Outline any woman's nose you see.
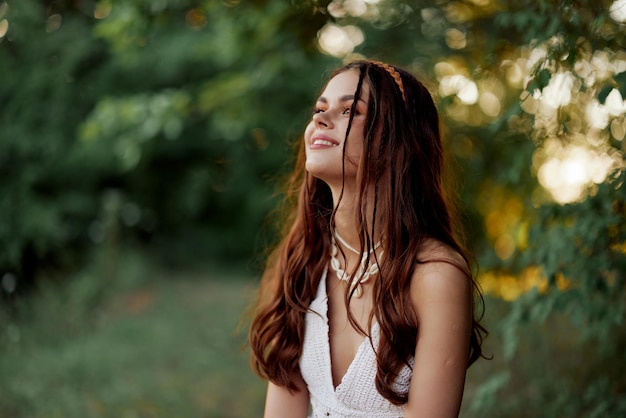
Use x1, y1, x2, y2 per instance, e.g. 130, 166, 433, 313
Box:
313, 111, 333, 128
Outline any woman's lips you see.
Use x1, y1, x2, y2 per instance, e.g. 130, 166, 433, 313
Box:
310, 135, 339, 148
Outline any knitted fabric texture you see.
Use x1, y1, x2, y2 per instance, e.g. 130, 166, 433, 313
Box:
300, 269, 413, 418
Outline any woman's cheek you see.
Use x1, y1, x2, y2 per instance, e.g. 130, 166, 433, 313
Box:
304, 121, 315, 143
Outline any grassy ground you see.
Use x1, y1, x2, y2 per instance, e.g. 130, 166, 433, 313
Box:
0, 253, 267, 418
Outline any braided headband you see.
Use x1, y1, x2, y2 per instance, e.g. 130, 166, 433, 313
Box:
370, 61, 407, 104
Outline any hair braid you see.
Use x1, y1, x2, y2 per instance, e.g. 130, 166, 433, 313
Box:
370, 60, 407, 104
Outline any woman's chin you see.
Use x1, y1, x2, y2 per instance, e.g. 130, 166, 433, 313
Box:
305, 159, 329, 176
306, 156, 359, 181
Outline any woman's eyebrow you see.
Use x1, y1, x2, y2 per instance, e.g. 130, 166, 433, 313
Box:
316, 95, 365, 103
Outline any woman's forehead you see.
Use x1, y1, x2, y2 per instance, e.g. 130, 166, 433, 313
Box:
320, 69, 370, 101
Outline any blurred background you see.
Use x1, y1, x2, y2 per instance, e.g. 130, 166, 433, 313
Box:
0, 0, 625, 416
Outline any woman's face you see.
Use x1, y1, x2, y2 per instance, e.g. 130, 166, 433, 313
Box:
304, 69, 370, 184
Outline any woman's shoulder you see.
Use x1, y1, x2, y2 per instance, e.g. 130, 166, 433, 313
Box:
409, 238, 472, 309
415, 238, 468, 270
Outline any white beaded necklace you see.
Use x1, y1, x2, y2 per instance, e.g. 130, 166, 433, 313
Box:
329, 229, 382, 298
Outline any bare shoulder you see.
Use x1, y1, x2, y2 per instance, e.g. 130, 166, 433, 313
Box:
416, 238, 468, 270
409, 239, 472, 311
404, 239, 474, 417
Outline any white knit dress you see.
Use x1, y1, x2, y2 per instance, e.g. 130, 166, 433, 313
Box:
300, 269, 413, 418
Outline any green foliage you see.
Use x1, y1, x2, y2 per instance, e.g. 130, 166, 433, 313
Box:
0, 0, 338, 287
1, 0, 108, 284
499, 170, 625, 374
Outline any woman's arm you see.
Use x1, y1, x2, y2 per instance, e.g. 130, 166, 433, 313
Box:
404, 260, 473, 418
264, 375, 310, 418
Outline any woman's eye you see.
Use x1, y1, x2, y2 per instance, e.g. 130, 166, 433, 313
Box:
342, 107, 351, 115
312, 107, 324, 115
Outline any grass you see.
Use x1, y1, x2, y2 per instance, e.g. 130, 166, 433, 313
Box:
0, 252, 266, 418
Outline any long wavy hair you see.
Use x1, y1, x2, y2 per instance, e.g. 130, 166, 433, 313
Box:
249, 60, 487, 405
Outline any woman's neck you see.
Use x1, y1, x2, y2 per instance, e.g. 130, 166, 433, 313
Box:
330, 184, 382, 251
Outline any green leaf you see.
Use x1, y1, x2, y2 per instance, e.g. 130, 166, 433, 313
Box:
615, 71, 626, 98
598, 84, 614, 104
527, 68, 552, 93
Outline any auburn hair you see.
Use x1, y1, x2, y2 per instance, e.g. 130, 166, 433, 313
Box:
249, 60, 487, 404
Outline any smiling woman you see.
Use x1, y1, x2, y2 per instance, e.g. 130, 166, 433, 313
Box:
304, 70, 370, 182
249, 60, 488, 418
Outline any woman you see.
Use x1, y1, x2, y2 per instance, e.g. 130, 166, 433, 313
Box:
249, 60, 487, 417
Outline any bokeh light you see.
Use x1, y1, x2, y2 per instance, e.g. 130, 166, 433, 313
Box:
445, 28, 467, 49
439, 74, 478, 104
434, 36, 624, 205
186, 8, 207, 30
479, 91, 501, 117
46, 14, 62, 33
478, 184, 528, 261
538, 71, 575, 109
327, 0, 381, 19
536, 143, 617, 204
610, 0, 626, 23
512, 42, 626, 203
317, 23, 364, 57
94, 2, 112, 19
0, 19, 7, 38
0, 1, 8, 39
